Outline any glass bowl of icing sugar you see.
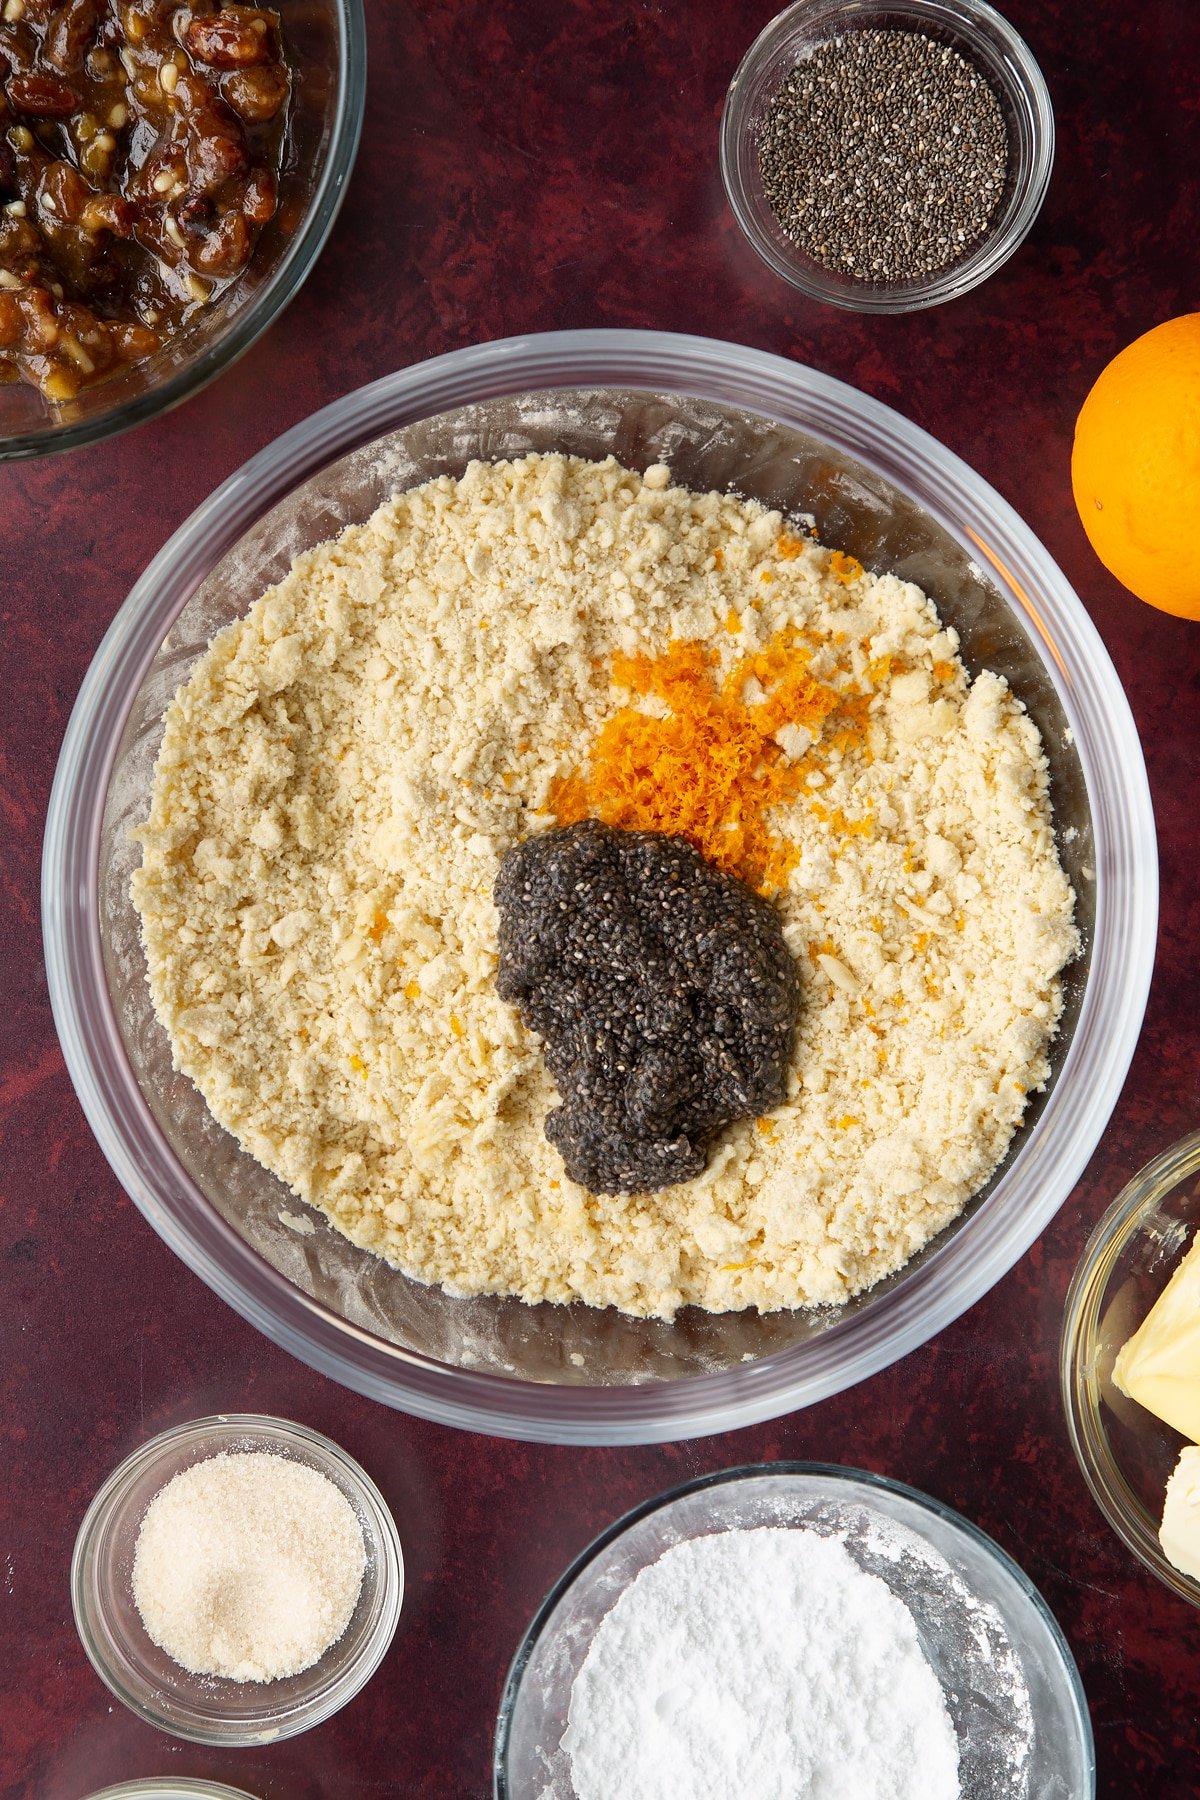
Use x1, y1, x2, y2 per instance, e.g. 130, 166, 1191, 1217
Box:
494, 1462, 1094, 1800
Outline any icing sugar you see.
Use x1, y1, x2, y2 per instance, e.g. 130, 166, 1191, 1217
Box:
562, 1526, 960, 1800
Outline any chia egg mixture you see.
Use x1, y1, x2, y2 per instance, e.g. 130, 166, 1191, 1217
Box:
131, 452, 1077, 1320
495, 820, 799, 1195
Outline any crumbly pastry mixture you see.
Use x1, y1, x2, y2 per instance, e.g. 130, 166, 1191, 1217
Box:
132, 452, 1078, 1319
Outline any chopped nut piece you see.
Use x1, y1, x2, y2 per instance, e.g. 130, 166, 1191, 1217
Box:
223, 61, 288, 123
59, 334, 96, 372
817, 953, 860, 996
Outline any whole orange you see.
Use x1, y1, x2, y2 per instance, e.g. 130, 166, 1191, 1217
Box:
1071, 313, 1200, 620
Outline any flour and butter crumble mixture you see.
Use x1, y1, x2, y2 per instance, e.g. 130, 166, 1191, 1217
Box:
131, 453, 1079, 1320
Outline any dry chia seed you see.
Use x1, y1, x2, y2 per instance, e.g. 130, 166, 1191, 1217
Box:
494, 819, 799, 1195
757, 29, 1009, 283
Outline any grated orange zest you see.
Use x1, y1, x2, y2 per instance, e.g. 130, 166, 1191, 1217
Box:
829, 550, 863, 585
551, 631, 869, 892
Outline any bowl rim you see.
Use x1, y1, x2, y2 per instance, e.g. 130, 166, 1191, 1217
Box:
719, 0, 1056, 313
84, 1785, 261, 1800
70, 1412, 404, 1745
0, 0, 368, 464
42, 327, 1158, 1445
1060, 1130, 1200, 1608
491, 1459, 1096, 1798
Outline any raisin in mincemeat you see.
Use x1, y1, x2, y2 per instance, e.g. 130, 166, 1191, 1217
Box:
494, 819, 799, 1195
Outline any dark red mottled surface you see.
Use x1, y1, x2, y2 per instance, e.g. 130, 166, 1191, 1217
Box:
2, 2, 1199, 1795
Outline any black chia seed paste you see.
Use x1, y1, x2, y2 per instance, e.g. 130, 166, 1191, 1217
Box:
494, 819, 800, 1195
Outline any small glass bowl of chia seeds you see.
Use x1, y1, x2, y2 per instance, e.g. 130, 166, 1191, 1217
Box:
720, 0, 1054, 312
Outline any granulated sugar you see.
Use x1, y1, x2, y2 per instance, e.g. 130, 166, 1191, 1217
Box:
563, 1527, 960, 1800
131, 1450, 366, 1682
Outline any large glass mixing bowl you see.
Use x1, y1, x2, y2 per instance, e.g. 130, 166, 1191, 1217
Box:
42, 330, 1157, 1444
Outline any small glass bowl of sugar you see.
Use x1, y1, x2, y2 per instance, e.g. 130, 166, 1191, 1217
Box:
71, 1414, 403, 1745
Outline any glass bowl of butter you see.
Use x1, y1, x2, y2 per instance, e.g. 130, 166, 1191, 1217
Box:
1062, 1131, 1200, 1603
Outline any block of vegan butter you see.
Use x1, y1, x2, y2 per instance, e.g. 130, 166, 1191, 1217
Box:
1161, 1448, 1200, 1582
1113, 1230, 1200, 1441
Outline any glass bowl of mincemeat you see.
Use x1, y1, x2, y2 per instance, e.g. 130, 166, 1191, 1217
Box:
720, 0, 1054, 312
0, 0, 365, 461
43, 328, 1155, 1445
